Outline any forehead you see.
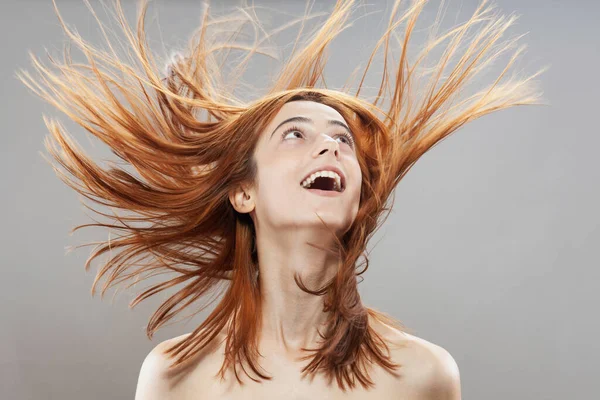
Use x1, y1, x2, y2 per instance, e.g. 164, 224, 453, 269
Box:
269, 100, 345, 127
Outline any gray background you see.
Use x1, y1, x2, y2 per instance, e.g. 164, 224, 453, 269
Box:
2, 0, 598, 399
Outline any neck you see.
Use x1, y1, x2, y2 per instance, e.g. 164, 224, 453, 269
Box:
255, 231, 339, 358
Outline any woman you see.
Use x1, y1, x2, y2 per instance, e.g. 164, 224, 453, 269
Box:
18, 0, 545, 398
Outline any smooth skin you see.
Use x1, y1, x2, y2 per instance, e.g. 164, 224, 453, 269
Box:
134, 101, 462, 399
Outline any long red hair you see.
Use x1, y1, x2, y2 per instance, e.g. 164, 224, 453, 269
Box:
17, 0, 546, 391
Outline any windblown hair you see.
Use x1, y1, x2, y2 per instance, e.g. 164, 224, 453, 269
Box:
18, 0, 545, 392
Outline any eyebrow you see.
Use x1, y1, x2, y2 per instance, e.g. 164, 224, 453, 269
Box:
269, 116, 353, 140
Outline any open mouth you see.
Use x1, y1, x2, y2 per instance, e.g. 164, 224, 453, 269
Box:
300, 175, 344, 192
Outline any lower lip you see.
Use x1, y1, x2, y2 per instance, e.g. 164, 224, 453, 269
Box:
303, 188, 344, 197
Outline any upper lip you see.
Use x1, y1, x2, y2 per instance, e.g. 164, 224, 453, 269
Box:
300, 165, 346, 191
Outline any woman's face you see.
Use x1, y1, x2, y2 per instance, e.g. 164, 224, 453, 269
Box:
237, 100, 362, 238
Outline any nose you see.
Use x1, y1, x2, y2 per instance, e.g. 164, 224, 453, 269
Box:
315, 133, 340, 158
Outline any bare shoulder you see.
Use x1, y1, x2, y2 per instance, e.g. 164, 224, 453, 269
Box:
134, 333, 194, 400
370, 317, 462, 399
399, 332, 461, 399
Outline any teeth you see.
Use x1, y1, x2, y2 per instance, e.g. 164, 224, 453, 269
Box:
301, 170, 342, 191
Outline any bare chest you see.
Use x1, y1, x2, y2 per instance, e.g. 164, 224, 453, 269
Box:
172, 352, 418, 400
164, 322, 429, 400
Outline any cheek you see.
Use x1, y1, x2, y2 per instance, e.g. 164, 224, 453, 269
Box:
349, 165, 363, 209
256, 166, 299, 207
349, 161, 362, 190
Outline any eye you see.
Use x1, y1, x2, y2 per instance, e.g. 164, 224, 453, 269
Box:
337, 132, 355, 147
281, 126, 305, 140
281, 125, 355, 148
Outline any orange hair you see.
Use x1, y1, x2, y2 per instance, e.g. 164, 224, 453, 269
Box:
17, 0, 546, 391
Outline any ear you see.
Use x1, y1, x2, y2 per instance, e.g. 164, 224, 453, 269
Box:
228, 183, 255, 214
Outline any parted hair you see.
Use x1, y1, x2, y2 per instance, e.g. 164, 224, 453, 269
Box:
18, 0, 545, 391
